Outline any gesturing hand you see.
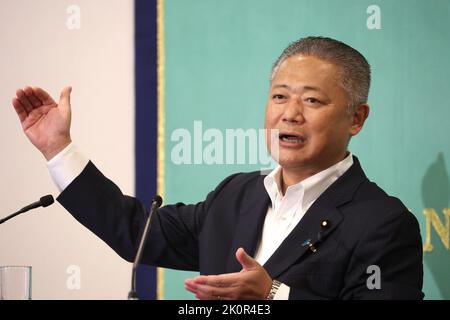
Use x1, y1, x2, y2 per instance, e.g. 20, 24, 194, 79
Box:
12, 86, 72, 160
185, 248, 273, 300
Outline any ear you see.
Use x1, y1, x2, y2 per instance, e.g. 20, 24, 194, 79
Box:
349, 104, 370, 136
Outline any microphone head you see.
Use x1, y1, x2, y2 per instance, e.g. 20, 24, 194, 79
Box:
152, 195, 163, 208
40, 195, 55, 207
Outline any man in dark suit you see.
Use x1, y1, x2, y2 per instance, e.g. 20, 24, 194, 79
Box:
12, 37, 423, 299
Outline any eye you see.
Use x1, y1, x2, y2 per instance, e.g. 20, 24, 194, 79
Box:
272, 94, 287, 103
304, 97, 321, 105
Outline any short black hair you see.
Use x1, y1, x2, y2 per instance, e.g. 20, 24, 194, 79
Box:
271, 36, 371, 108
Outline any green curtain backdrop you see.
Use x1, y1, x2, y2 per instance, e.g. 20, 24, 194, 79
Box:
163, 0, 450, 299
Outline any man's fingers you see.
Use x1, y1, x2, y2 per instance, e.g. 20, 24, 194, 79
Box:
236, 247, 259, 271
185, 278, 235, 299
23, 86, 42, 108
59, 86, 72, 106
32, 87, 56, 105
185, 280, 234, 300
195, 291, 232, 300
185, 282, 197, 294
193, 273, 238, 287
194, 292, 211, 300
196, 283, 234, 298
12, 98, 28, 122
16, 89, 34, 114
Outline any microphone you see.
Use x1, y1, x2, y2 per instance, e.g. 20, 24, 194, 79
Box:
128, 195, 163, 300
0, 195, 54, 225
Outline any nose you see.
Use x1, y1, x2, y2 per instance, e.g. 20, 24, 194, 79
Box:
282, 98, 305, 124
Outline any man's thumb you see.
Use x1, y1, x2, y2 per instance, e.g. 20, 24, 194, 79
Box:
59, 86, 72, 110
236, 247, 258, 271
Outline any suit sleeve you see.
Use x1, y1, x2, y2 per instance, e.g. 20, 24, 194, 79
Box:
57, 161, 239, 271
339, 209, 424, 299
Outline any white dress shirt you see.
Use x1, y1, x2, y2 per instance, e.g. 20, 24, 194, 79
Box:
47, 143, 353, 299
47, 143, 89, 192
254, 153, 353, 298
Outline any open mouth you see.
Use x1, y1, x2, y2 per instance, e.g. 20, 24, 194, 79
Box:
279, 133, 306, 143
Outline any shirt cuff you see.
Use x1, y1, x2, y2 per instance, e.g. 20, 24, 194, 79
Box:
47, 142, 89, 192
273, 283, 290, 300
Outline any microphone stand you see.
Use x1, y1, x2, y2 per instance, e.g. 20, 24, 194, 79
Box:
128, 196, 162, 300
0, 207, 32, 224
0, 195, 54, 225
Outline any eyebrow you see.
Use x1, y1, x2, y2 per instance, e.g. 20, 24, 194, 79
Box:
272, 84, 323, 93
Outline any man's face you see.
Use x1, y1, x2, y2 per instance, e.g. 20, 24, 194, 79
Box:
265, 54, 365, 172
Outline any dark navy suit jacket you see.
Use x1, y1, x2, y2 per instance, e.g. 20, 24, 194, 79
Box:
57, 156, 424, 299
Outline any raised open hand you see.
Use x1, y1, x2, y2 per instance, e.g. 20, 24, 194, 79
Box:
12, 86, 72, 160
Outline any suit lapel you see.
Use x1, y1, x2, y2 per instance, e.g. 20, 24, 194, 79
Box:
225, 175, 269, 273
263, 196, 343, 278
263, 156, 368, 279
225, 156, 367, 276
